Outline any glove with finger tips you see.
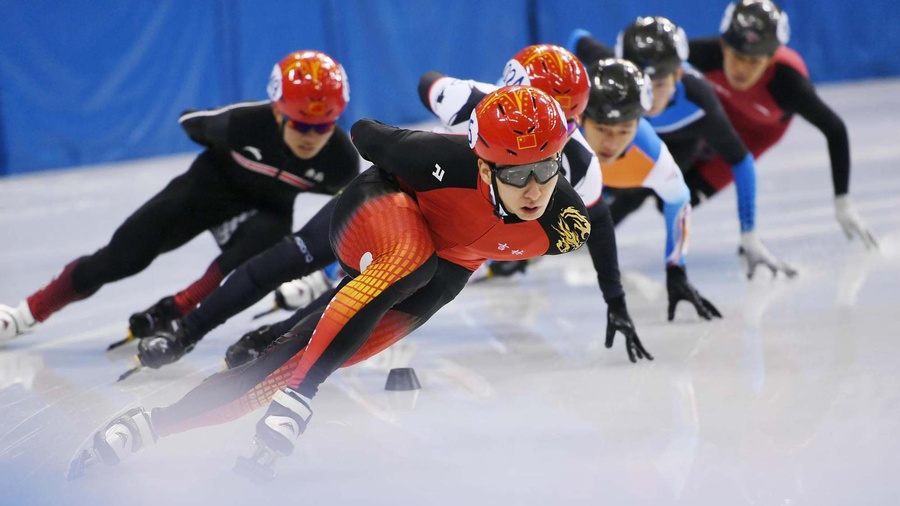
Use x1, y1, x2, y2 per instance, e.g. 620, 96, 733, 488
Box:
835, 195, 879, 250
666, 265, 722, 321
740, 231, 798, 280
606, 295, 653, 363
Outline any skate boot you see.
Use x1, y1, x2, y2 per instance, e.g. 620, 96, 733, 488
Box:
136, 322, 198, 369
253, 269, 338, 320
235, 387, 312, 482
67, 407, 157, 479
224, 325, 277, 369
128, 296, 182, 339
275, 270, 334, 311
0, 301, 38, 343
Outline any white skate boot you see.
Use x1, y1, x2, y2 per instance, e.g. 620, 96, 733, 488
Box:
0, 301, 38, 343
93, 407, 158, 464
275, 270, 335, 310
67, 407, 158, 479
235, 388, 312, 482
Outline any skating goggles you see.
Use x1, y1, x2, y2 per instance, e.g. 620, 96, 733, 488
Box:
566, 118, 579, 136
282, 114, 335, 134
490, 155, 562, 188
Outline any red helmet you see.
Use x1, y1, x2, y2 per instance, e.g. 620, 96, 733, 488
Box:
267, 50, 349, 124
468, 85, 568, 166
500, 44, 589, 120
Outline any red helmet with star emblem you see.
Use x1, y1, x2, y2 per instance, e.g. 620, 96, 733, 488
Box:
468, 85, 568, 166
267, 50, 349, 124
500, 44, 589, 121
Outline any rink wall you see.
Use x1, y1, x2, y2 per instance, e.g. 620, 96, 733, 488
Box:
1, 0, 897, 176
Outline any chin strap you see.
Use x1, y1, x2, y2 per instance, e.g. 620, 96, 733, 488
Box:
488, 170, 560, 222
488, 171, 507, 219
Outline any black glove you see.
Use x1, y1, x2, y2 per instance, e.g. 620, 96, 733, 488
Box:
606, 295, 653, 363
666, 265, 722, 321
487, 260, 530, 278
137, 325, 197, 369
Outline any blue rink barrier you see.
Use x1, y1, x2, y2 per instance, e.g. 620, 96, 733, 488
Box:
1, 0, 897, 176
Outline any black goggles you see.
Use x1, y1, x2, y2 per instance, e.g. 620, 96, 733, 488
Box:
490, 155, 562, 188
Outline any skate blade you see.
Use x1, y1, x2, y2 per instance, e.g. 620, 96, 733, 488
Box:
233, 455, 276, 483
251, 305, 280, 320
116, 356, 143, 382
233, 440, 280, 483
105, 330, 135, 352
66, 448, 100, 480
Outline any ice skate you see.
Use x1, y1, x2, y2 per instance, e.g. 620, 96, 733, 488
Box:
0, 301, 38, 343
233, 436, 281, 483
115, 323, 198, 380
66, 407, 157, 480
277, 270, 334, 310
135, 322, 197, 369
224, 325, 277, 369
108, 296, 182, 351
127, 296, 182, 339
253, 270, 336, 319
234, 388, 312, 482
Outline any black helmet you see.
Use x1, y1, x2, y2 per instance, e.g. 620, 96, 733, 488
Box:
616, 16, 689, 79
720, 0, 790, 56
583, 58, 652, 125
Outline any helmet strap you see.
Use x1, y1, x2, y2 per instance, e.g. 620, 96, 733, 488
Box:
488, 171, 508, 219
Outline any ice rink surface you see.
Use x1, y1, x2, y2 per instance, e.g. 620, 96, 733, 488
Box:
2, 78, 900, 505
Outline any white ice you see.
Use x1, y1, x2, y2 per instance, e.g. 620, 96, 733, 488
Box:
1, 78, 900, 506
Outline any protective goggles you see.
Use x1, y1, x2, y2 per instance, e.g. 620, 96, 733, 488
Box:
566, 118, 578, 136
491, 155, 562, 188
283, 114, 335, 134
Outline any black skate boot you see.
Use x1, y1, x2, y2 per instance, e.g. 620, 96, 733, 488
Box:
224, 325, 276, 369
128, 296, 182, 339
136, 322, 199, 369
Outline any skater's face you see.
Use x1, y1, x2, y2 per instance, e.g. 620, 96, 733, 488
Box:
580, 117, 639, 166
721, 43, 773, 91
275, 108, 336, 159
647, 70, 681, 117
478, 156, 560, 221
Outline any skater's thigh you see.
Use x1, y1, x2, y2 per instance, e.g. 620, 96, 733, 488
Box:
113, 154, 248, 255
213, 210, 293, 273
